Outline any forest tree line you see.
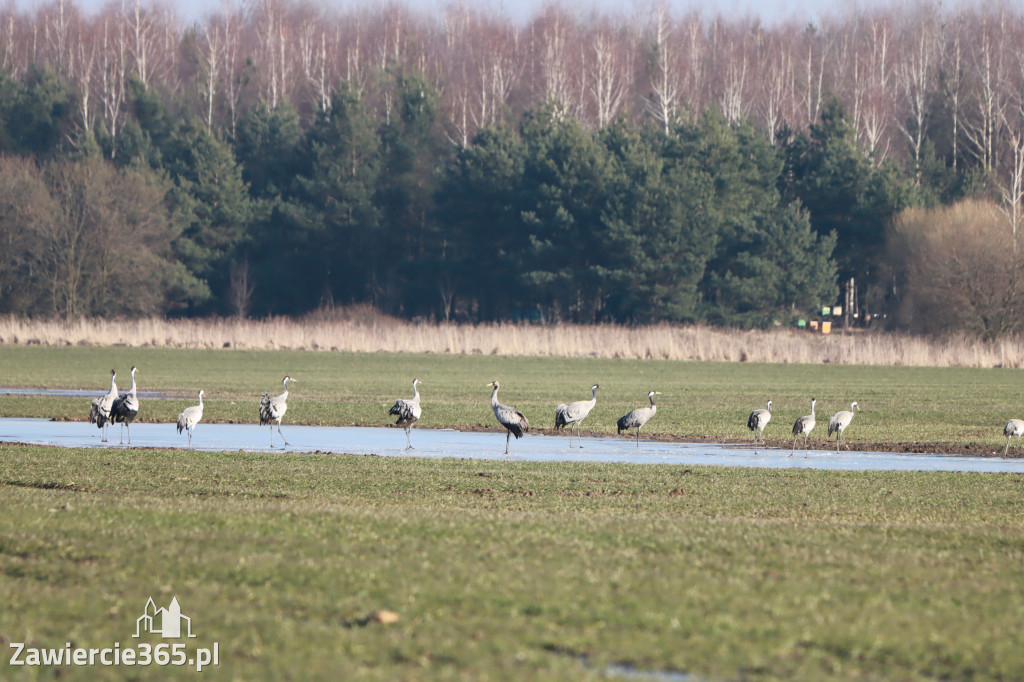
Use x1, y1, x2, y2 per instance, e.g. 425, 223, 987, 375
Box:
0, 0, 1021, 333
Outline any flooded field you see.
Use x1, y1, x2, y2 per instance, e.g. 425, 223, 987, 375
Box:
3, 418, 1023, 473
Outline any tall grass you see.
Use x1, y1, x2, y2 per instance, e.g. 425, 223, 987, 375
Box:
3, 310, 1024, 367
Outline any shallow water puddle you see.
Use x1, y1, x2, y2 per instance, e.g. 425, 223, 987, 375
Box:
2, 418, 1023, 473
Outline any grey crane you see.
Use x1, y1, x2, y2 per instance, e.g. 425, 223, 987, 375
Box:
827, 401, 860, 452
791, 397, 817, 452
111, 365, 140, 444
617, 390, 661, 447
89, 369, 118, 442
554, 384, 601, 448
1004, 419, 1024, 457
747, 399, 772, 445
259, 375, 295, 447
177, 390, 205, 449
389, 377, 423, 449
487, 381, 529, 454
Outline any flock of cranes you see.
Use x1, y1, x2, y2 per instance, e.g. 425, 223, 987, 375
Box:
86, 369, 667, 453
82, 369, 1019, 456
743, 396, 864, 455
88, 367, 139, 444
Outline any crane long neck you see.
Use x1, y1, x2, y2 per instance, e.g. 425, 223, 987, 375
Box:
128, 371, 137, 395
491, 386, 500, 406
108, 373, 117, 395
412, 382, 420, 402
649, 394, 657, 406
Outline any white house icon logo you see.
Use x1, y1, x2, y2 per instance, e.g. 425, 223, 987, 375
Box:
133, 597, 196, 639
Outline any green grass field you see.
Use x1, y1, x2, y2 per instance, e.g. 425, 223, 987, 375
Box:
2, 444, 1023, 681
2, 346, 1024, 680
2, 345, 1024, 450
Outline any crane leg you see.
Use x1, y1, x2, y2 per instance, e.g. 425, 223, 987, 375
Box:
405, 427, 413, 450
505, 431, 511, 454
278, 424, 289, 446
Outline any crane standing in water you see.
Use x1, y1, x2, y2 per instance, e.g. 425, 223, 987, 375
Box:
177, 390, 205, 449
89, 369, 118, 443
111, 366, 140, 444
487, 381, 529, 454
1004, 419, 1024, 457
827, 401, 860, 452
791, 398, 817, 453
747, 399, 772, 445
260, 375, 295, 447
389, 377, 423, 449
617, 391, 661, 447
554, 384, 600, 448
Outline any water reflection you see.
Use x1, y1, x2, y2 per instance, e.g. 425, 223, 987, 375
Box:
1, 418, 1023, 473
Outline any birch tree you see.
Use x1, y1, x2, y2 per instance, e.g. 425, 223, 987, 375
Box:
588, 22, 628, 128
943, 22, 968, 172
255, 0, 294, 109
125, 0, 158, 87
963, 11, 1011, 172
298, 13, 336, 115
758, 27, 798, 144
644, 4, 680, 133
895, 7, 941, 182
798, 24, 826, 130
98, 14, 126, 157
531, 6, 579, 119
43, 0, 75, 79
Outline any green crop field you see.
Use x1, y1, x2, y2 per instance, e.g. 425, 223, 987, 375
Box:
1, 445, 1023, 681
2, 346, 1024, 680
1, 345, 1023, 451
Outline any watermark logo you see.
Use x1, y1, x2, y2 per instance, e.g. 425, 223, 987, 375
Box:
135, 597, 196, 638
9, 596, 219, 672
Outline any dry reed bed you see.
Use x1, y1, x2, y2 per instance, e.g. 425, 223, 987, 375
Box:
1, 315, 1021, 368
